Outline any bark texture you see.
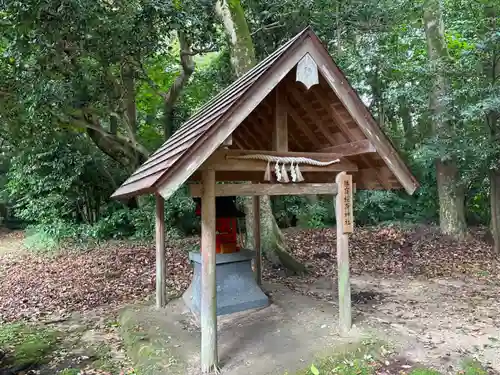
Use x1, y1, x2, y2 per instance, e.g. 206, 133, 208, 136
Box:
216, 0, 306, 274
163, 31, 195, 140
435, 160, 466, 238
423, 0, 466, 239
215, 0, 256, 77
490, 170, 500, 253
484, 5, 500, 253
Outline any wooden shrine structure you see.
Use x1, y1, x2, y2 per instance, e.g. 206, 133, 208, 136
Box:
112, 28, 419, 373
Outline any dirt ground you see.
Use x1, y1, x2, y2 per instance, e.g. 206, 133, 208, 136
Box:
120, 282, 371, 375
119, 276, 500, 375
2, 226, 500, 374
309, 274, 500, 372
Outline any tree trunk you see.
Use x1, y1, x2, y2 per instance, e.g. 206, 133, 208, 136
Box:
399, 97, 414, 148
245, 196, 307, 274
490, 169, 500, 253
216, 0, 306, 274
436, 160, 466, 238
215, 0, 256, 77
423, 0, 466, 239
163, 31, 195, 140
485, 5, 500, 253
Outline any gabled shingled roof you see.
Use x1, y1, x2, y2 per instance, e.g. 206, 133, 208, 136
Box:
112, 28, 418, 199
111, 29, 310, 199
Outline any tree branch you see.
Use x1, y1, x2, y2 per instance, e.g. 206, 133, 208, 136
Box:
181, 46, 217, 56
63, 111, 150, 159
250, 21, 284, 36
163, 30, 195, 140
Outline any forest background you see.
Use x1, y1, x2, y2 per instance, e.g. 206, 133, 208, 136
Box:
0, 0, 499, 264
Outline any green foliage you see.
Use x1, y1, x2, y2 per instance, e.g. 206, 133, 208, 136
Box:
460, 359, 488, 375
410, 369, 441, 375
21, 187, 197, 252
0, 0, 499, 242
293, 339, 385, 375
0, 323, 59, 370
273, 196, 335, 229
23, 221, 82, 253
59, 369, 80, 375
5, 131, 120, 225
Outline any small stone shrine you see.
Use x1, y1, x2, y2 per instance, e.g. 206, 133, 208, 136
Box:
183, 197, 269, 315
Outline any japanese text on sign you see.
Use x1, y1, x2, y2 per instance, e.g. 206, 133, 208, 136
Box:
336, 173, 354, 233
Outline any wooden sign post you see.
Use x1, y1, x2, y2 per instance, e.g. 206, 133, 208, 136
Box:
335, 172, 353, 334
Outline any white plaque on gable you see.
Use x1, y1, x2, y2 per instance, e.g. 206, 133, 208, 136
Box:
296, 53, 319, 90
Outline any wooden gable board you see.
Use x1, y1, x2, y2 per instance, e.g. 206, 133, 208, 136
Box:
306, 35, 419, 194
157, 39, 316, 200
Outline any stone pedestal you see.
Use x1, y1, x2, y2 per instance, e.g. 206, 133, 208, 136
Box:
183, 249, 269, 316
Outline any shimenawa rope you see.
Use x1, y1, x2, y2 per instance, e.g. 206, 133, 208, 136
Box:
226, 154, 340, 183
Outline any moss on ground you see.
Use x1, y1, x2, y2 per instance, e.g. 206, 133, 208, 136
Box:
0, 322, 60, 371
0, 321, 131, 374
119, 308, 186, 375
292, 339, 389, 375
291, 340, 492, 375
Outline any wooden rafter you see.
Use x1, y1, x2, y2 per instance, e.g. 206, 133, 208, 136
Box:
245, 117, 272, 149
311, 88, 358, 142
238, 122, 266, 149
260, 107, 306, 150
318, 139, 376, 156
233, 132, 253, 150
231, 135, 245, 149
286, 102, 322, 148
312, 86, 391, 188
189, 182, 339, 197
286, 82, 338, 145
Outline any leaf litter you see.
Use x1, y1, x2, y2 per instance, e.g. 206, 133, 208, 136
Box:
1, 225, 500, 374
1, 225, 499, 323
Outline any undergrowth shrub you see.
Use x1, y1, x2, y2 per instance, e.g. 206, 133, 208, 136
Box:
22, 187, 198, 252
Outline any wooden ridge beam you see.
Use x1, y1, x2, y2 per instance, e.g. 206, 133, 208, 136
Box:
317, 140, 376, 156
189, 182, 339, 197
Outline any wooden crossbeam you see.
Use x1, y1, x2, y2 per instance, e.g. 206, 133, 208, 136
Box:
201, 158, 357, 174
317, 140, 376, 156
189, 182, 339, 197
200, 149, 358, 173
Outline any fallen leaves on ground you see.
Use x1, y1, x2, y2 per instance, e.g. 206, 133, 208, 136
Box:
270, 225, 500, 284
1, 225, 499, 323
0, 239, 196, 323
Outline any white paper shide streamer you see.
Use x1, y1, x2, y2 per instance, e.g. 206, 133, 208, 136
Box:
227, 154, 340, 183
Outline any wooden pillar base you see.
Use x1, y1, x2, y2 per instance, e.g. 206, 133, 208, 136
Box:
252, 195, 262, 285
200, 169, 218, 372
155, 194, 166, 308
335, 172, 352, 334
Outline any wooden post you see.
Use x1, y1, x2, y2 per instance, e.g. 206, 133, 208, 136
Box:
252, 195, 262, 285
335, 172, 353, 334
273, 84, 288, 152
201, 169, 218, 373
155, 194, 166, 308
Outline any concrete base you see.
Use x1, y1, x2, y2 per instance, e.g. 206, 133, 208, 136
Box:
183, 250, 269, 316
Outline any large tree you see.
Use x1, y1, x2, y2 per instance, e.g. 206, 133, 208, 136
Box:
215, 0, 306, 274
423, 0, 466, 239
0, 0, 218, 172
